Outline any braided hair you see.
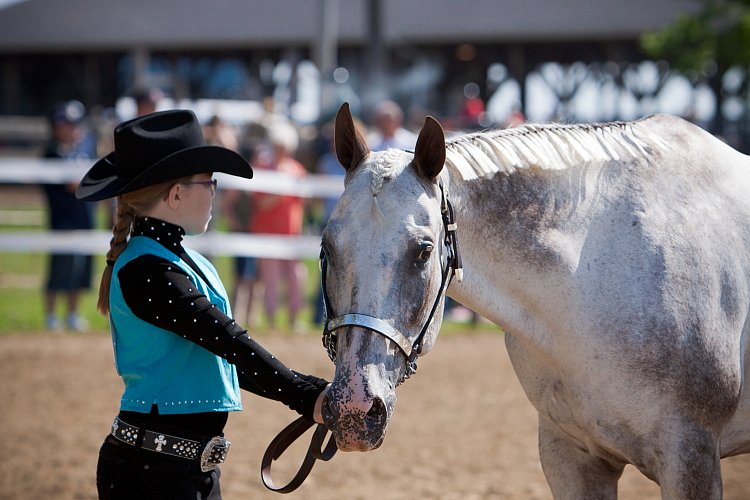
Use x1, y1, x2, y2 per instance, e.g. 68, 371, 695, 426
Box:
96, 180, 182, 315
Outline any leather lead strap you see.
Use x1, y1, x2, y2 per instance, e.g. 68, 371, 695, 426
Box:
261, 417, 337, 494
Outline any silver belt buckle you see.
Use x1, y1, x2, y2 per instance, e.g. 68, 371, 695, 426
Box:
200, 436, 231, 472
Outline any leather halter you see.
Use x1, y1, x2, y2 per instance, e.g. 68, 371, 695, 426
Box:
320, 179, 463, 386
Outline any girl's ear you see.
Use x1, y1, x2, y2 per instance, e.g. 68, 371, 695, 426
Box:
165, 183, 182, 209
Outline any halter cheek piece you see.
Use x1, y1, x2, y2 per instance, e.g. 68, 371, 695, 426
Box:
321, 180, 463, 386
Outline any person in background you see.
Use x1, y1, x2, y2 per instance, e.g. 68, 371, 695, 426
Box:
459, 94, 486, 130
76, 109, 328, 499
101, 87, 167, 227
251, 121, 307, 330
203, 114, 239, 151
312, 120, 349, 325
207, 114, 259, 327
504, 102, 526, 128
42, 100, 96, 331
366, 100, 417, 152
133, 87, 163, 117
221, 186, 258, 327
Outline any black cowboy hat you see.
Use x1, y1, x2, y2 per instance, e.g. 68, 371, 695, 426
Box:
76, 109, 252, 201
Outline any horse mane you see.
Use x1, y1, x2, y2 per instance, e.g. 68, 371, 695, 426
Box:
371, 149, 405, 196
368, 148, 410, 220
444, 119, 670, 180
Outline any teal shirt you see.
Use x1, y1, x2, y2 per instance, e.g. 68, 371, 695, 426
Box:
109, 235, 242, 414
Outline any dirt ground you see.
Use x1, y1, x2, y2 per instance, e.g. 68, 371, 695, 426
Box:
1, 331, 748, 500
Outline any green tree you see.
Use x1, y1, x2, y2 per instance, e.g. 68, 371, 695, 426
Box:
641, 0, 750, 135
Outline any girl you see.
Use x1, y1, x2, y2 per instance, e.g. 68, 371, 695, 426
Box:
76, 109, 328, 499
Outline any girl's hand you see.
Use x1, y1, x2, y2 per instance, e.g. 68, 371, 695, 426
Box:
313, 384, 331, 424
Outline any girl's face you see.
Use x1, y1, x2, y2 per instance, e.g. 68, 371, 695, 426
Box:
177, 173, 216, 235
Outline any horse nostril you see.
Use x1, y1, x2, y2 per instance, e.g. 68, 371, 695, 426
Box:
365, 396, 387, 427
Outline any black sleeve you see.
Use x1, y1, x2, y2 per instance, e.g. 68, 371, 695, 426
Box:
118, 254, 327, 420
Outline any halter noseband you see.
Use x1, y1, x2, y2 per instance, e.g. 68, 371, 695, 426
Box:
320, 179, 463, 386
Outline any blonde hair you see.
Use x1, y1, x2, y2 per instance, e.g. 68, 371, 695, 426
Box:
97, 179, 182, 315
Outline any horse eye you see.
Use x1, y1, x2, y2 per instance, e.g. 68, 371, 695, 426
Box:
417, 244, 433, 262
321, 245, 333, 267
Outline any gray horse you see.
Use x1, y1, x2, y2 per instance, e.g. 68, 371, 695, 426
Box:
320, 103, 750, 499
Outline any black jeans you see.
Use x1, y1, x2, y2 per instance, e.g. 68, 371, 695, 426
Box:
96, 435, 222, 499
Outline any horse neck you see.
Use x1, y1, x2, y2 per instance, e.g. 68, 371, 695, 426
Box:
443, 164, 591, 339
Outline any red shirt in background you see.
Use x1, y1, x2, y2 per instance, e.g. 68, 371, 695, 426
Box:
250, 157, 307, 235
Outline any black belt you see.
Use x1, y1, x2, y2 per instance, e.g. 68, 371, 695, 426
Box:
110, 416, 230, 472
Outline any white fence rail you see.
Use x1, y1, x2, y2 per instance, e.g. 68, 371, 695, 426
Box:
0, 230, 323, 259
0, 158, 345, 197
0, 158, 344, 259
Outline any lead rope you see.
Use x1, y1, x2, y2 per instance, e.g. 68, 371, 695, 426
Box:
260, 252, 338, 494
260, 416, 337, 494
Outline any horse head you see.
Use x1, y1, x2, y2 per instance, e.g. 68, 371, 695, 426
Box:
320, 103, 456, 451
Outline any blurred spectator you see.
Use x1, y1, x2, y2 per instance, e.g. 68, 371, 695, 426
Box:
221, 187, 258, 327
42, 100, 96, 331
102, 87, 167, 226
367, 100, 417, 151
314, 121, 347, 229
204, 114, 239, 151
251, 121, 307, 330
133, 87, 163, 117
445, 298, 478, 324
312, 119, 354, 324
504, 103, 526, 128
459, 95, 486, 130
209, 115, 258, 327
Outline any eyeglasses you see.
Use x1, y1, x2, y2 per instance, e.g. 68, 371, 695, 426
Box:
183, 178, 218, 194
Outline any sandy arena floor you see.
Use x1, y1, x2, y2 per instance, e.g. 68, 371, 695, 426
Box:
1, 331, 748, 500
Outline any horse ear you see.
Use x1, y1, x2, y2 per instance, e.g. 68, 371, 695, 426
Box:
335, 102, 369, 172
413, 116, 445, 181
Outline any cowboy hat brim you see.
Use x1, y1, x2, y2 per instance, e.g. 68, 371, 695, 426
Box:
76, 144, 252, 201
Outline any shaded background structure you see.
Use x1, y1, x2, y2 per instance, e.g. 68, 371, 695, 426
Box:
5, 0, 746, 152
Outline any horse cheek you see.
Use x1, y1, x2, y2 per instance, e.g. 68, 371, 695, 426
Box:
396, 266, 435, 326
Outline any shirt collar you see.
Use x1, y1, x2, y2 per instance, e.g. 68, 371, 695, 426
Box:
131, 216, 185, 251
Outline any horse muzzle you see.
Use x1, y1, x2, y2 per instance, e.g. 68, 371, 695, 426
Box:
323, 378, 393, 452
